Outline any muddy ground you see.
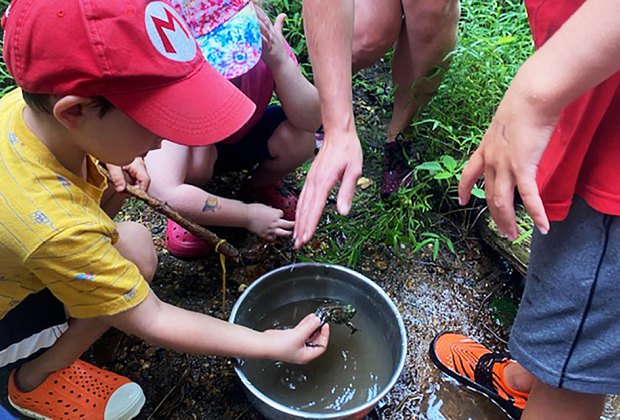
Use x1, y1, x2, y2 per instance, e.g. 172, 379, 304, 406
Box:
2, 63, 619, 419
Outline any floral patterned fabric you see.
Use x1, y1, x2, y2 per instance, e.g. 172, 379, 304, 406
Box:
171, 0, 261, 79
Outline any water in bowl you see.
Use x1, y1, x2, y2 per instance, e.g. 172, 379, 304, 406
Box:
240, 298, 394, 414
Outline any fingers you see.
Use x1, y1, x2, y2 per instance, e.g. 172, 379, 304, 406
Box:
489, 167, 518, 240
254, 4, 268, 23
298, 313, 321, 329
336, 162, 361, 216
293, 182, 309, 240
274, 228, 293, 237
124, 158, 150, 191
274, 13, 286, 34
274, 217, 294, 237
106, 164, 126, 192
278, 218, 295, 228
458, 150, 484, 206
517, 175, 549, 235
298, 314, 329, 346
306, 323, 329, 351
294, 173, 334, 248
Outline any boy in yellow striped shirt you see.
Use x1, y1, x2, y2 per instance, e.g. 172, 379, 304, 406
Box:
0, 1, 329, 419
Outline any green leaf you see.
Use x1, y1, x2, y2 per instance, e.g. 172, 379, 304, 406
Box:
489, 297, 518, 326
434, 172, 454, 180
441, 155, 458, 172
432, 239, 439, 260
471, 185, 486, 199
415, 161, 443, 172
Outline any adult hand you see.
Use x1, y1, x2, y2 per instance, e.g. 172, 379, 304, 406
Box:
246, 203, 295, 241
263, 314, 330, 364
255, 7, 288, 69
294, 128, 363, 248
458, 77, 559, 240
105, 158, 150, 193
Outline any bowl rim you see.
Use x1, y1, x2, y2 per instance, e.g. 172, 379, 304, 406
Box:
229, 262, 408, 419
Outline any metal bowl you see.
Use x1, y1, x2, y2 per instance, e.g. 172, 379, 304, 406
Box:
229, 263, 407, 420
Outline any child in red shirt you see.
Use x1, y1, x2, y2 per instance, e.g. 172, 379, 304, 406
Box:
430, 0, 620, 418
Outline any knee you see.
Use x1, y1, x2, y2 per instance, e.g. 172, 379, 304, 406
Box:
270, 122, 315, 162
114, 222, 158, 283
403, 0, 460, 44
352, 26, 400, 71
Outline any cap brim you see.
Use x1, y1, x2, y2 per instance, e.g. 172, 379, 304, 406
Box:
196, 3, 262, 80
106, 60, 255, 147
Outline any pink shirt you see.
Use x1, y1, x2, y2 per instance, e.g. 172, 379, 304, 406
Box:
221, 44, 297, 144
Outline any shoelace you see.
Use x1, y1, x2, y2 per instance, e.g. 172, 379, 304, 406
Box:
474, 352, 515, 400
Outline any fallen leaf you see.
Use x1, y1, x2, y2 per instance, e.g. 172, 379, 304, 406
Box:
357, 177, 374, 190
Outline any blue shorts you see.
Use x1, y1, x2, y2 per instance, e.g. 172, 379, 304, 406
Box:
509, 196, 620, 394
213, 105, 286, 174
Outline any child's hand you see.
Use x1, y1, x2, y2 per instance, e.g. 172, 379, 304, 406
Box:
256, 7, 288, 69
246, 203, 294, 240
458, 74, 557, 240
263, 314, 330, 364
106, 158, 151, 193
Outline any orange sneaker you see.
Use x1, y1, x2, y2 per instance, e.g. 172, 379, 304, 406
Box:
8, 359, 145, 420
429, 332, 528, 420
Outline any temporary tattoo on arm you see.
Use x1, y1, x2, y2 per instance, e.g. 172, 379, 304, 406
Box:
202, 196, 220, 212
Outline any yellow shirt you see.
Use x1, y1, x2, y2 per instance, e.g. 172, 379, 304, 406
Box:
0, 89, 149, 319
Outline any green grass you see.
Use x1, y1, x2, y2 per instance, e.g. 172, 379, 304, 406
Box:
295, 0, 534, 266
0, 0, 14, 93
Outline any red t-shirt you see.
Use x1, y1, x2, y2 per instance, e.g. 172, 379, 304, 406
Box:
526, 0, 620, 220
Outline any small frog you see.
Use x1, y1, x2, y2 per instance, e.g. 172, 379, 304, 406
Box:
314, 302, 358, 335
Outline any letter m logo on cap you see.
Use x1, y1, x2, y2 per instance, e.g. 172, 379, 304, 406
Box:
145, 2, 197, 62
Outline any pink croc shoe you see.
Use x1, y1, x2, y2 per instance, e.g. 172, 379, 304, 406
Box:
252, 182, 298, 221
165, 219, 213, 259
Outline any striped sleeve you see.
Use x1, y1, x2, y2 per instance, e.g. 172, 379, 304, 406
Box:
25, 224, 150, 319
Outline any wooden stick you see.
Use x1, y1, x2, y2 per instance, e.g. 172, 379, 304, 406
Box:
101, 167, 240, 260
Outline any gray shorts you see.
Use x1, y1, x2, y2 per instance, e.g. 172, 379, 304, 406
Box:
509, 196, 620, 394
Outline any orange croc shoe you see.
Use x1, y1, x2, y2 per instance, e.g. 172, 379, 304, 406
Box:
8, 359, 145, 420
429, 332, 528, 420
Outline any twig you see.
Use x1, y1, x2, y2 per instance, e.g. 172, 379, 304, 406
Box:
147, 368, 190, 420
392, 394, 422, 415
234, 402, 256, 420
101, 167, 239, 260
484, 323, 508, 345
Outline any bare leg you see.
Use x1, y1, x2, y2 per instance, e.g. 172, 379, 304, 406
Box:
250, 121, 315, 188
388, 0, 460, 141
15, 222, 157, 392
503, 362, 604, 419
351, 0, 402, 72
523, 380, 605, 420
504, 361, 536, 393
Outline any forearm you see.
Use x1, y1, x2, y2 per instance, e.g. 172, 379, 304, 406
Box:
110, 293, 275, 359
160, 183, 251, 229
515, 0, 620, 117
271, 59, 321, 132
302, 0, 355, 132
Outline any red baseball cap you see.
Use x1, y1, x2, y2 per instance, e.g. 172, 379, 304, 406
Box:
2, 0, 255, 146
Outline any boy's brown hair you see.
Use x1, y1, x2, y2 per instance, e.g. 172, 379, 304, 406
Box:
22, 91, 113, 117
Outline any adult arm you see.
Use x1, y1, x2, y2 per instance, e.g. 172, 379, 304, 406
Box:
459, 0, 620, 239
295, 0, 362, 248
